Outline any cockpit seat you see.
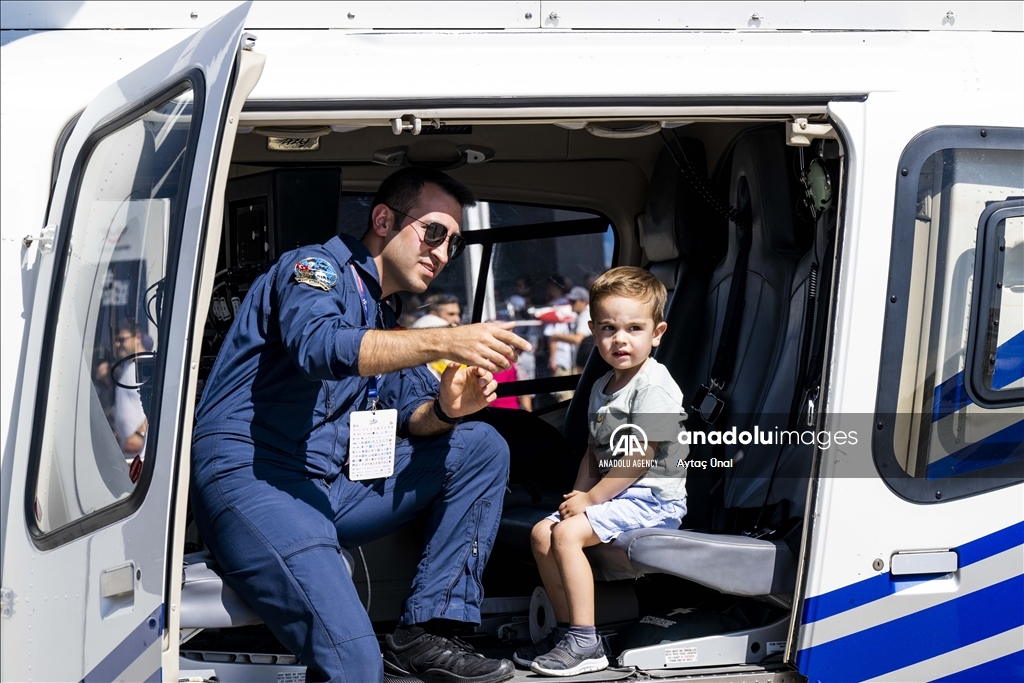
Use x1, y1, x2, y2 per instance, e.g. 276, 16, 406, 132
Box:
586, 128, 807, 605
180, 548, 354, 629
585, 529, 796, 596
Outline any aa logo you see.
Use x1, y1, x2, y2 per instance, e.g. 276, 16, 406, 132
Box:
609, 424, 648, 458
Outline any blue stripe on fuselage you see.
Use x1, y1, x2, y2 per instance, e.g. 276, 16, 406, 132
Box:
933, 329, 1024, 422
925, 419, 1024, 478
992, 330, 1024, 391
80, 604, 163, 683
801, 521, 1024, 625
797, 574, 1024, 682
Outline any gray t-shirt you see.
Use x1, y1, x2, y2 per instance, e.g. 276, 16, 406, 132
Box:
589, 357, 689, 501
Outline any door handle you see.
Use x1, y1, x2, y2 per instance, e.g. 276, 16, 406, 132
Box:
101, 563, 136, 598
890, 550, 958, 576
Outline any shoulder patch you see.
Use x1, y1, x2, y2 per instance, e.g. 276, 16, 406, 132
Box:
293, 257, 339, 291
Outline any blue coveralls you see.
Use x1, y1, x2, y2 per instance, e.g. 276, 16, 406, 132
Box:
191, 235, 509, 682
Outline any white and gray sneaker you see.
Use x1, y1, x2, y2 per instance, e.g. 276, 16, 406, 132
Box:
512, 629, 562, 668
529, 633, 609, 677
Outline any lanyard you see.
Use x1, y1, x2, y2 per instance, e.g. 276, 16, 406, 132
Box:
350, 264, 383, 409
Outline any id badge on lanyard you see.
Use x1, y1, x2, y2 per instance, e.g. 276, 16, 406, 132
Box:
348, 265, 396, 481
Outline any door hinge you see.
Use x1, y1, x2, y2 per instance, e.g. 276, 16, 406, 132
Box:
390, 115, 443, 136
23, 224, 56, 253
1, 588, 13, 618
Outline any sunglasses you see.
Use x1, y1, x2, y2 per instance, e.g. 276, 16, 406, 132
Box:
387, 206, 467, 261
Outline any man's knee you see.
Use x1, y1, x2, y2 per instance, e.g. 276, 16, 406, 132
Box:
457, 421, 510, 470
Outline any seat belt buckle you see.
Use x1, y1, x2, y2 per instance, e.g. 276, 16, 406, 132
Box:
805, 385, 820, 428
692, 384, 725, 424
744, 527, 776, 540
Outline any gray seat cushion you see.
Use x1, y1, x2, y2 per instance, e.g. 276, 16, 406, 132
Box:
587, 529, 796, 596
181, 548, 355, 629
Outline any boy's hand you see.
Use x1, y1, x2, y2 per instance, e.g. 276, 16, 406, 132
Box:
559, 490, 594, 519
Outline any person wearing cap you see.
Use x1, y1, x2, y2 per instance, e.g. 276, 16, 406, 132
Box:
543, 285, 591, 402
547, 286, 593, 374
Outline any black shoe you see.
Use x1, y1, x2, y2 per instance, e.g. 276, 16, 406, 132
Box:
384, 630, 515, 683
512, 629, 562, 668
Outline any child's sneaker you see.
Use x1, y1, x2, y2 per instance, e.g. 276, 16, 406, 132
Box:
512, 629, 562, 668
529, 633, 608, 677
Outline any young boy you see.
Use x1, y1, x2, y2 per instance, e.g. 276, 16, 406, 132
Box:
516, 266, 688, 676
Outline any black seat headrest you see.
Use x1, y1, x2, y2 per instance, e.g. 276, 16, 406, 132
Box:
642, 139, 714, 262
641, 147, 683, 262
729, 129, 800, 255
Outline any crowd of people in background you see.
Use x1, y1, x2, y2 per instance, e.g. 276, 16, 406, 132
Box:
400, 273, 599, 411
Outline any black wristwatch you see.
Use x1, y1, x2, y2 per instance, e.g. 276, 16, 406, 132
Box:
432, 397, 462, 425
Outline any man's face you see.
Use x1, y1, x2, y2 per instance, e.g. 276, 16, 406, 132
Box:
436, 303, 461, 325
114, 330, 142, 359
379, 183, 462, 295
570, 298, 588, 313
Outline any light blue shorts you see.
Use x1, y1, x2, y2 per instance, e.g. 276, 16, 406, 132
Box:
546, 486, 688, 543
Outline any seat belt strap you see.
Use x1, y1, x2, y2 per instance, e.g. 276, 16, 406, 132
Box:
789, 261, 820, 428
691, 223, 752, 424
710, 226, 751, 389
757, 216, 836, 535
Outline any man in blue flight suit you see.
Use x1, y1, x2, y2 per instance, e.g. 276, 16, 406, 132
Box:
191, 168, 531, 683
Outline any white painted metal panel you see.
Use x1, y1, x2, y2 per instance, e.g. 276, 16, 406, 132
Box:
804, 89, 1023, 597
0, 1, 241, 29
794, 90, 1024, 678
240, 30, 1022, 103
539, 1, 1023, 31
250, 1, 542, 29
1, 0, 1020, 31
0, 1, 542, 30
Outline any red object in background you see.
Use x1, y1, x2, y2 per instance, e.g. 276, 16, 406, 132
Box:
489, 365, 520, 409
530, 305, 577, 323
129, 456, 143, 484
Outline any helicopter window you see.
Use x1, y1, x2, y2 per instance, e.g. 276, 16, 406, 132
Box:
29, 87, 194, 538
876, 129, 1024, 501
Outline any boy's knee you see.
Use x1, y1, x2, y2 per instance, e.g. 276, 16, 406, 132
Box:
531, 520, 553, 552
551, 515, 591, 547
550, 518, 574, 544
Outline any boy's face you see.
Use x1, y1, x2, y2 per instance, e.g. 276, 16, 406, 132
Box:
588, 295, 667, 372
